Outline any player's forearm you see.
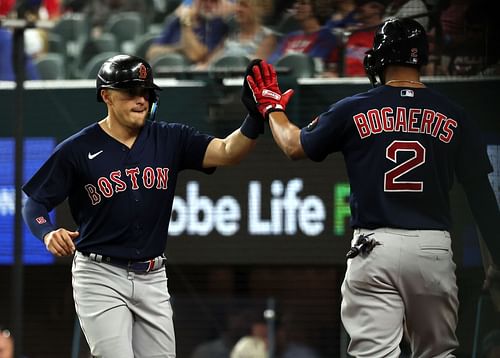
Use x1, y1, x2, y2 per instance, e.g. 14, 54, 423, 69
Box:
220, 130, 256, 165
203, 130, 256, 167
268, 111, 306, 160
22, 196, 56, 241
180, 26, 209, 63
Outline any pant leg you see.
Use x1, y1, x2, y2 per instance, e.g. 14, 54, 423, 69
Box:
341, 230, 405, 358
400, 231, 458, 358
129, 268, 176, 358
72, 252, 135, 358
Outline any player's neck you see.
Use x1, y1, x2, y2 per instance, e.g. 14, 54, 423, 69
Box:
99, 117, 139, 149
384, 66, 424, 88
385, 79, 425, 88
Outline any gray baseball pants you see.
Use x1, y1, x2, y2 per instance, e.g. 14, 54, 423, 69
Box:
341, 228, 459, 358
72, 251, 176, 358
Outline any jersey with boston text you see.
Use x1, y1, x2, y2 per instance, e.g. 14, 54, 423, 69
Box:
22, 120, 214, 260
300, 85, 492, 230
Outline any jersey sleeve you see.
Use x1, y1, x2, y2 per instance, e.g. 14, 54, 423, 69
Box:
300, 103, 347, 162
177, 124, 216, 172
22, 142, 76, 211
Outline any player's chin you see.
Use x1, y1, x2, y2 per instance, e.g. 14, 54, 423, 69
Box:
130, 110, 148, 124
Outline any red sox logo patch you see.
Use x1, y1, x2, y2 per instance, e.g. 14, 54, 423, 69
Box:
35, 216, 47, 224
138, 64, 148, 79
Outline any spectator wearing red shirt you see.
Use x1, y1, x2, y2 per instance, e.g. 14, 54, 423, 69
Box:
332, 0, 386, 76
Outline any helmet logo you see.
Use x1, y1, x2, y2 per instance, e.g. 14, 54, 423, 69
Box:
138, 64, 148, 79
410, 48, 418, 63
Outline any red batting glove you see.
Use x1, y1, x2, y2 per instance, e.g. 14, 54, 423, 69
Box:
246, 61, 294, 119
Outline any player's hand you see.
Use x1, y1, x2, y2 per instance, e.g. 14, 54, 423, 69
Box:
241, 59, 265, 122
484, 263, 500, 311
246, 60, 294, 119
43, 229, 79, 257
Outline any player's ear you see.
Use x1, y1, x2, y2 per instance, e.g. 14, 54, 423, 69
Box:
101, 89, 112, 104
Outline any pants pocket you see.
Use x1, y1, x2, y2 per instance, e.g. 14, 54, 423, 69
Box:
417, 243, 455, 293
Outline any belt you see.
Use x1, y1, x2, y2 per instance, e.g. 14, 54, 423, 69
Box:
81, 252, 166, 273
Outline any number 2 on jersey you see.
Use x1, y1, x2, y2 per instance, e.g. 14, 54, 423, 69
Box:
384, 140, 426, 192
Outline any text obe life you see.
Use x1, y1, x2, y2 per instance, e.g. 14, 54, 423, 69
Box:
168, 179, 352, 237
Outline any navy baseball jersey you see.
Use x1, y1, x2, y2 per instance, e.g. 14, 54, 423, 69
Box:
23, 120, 214, 260
300, 85, 493, 230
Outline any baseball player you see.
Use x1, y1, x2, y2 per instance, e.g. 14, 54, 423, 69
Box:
21, 54, 263, 358
244, 19, 500, 357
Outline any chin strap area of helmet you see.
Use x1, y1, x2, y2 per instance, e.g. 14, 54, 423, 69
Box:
149, 98, 159, 121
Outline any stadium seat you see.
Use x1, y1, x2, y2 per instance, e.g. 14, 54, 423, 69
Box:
50, 14, 88, 58
104, 12, 144, 53
150, 53, 190, 78
134, 32, 159, 60
208, 55, 251, 78
34, 53, 66, 80
47, 33, 64, 54
80, 51, 120, 79
74, 33, 119, 78
275, 53, 316, 79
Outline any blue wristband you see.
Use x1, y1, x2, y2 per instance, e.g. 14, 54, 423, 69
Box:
240, 114, 264, 139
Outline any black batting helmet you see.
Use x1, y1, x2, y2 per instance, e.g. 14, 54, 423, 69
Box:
364, 18, 428, 86
96, 54, 161, 102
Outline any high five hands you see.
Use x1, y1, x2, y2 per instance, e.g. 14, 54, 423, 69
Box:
244, 60, 294, 119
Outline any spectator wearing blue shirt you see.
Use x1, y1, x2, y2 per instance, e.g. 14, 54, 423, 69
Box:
325, 0, 358, 31
203, 0, 275, 68
146, 0, 231, 65
0, 28, 39, 81
266, 0, 338, 74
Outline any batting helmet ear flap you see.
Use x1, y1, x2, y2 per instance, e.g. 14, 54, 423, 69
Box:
149, 94, 159, 121
364, 50, 381, 87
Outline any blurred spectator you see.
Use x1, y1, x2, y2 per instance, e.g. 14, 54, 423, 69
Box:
266, 0, 338, 75
175, 0, 236, 19
41, 0, 60, 19
264, 0, 294, 26
275, 312, 320, 358
1, 0, 60, 19
146, 0, 231, 65
0, 326, 28, 358
481, 330, 500, 358
190, 306, 256, 358
0, 1, 56, 60
17, 2, 50, 59
230, 336, 267, 358
0, 0, 15, 16
230, 311, 268, 358
325, 0, 357, 30
329, 0, 386, 77
204, 0, 274, 68
383, 0, 429, 30
324, 0, 360, 62
0, 326, 13, 358
431, 0, 497, 75
0, 28, 40, 81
